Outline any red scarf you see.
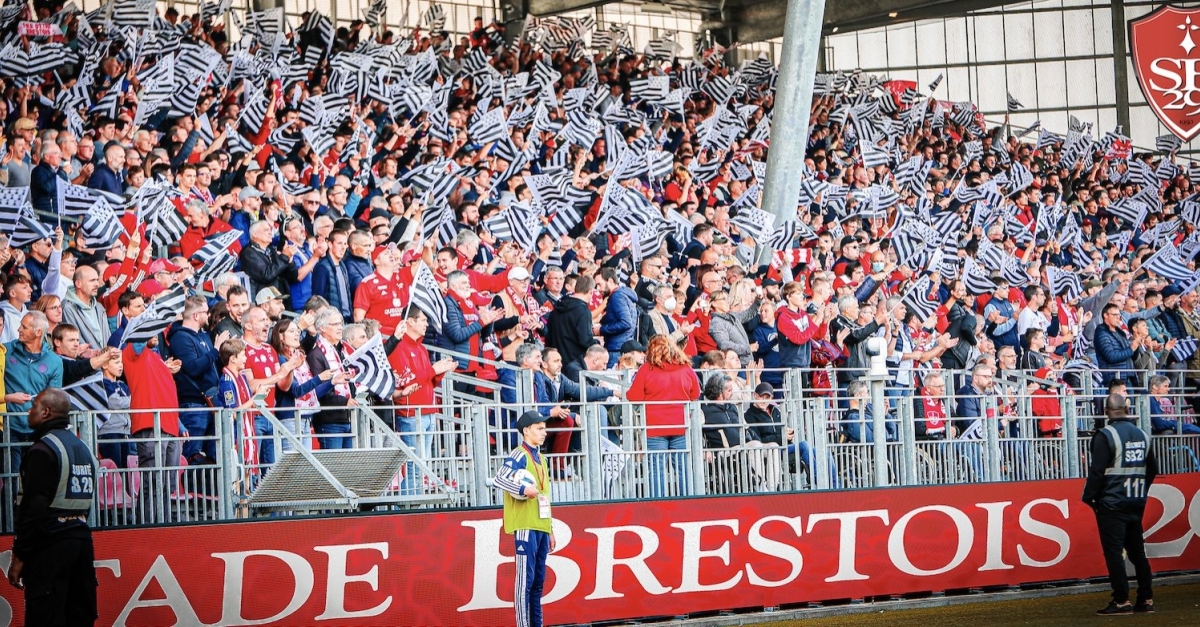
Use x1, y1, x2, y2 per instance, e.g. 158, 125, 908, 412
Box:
450, 290, 483, 372
507, 286, 531, 317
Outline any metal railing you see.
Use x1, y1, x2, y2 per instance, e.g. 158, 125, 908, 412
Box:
1, 364, 1197, 532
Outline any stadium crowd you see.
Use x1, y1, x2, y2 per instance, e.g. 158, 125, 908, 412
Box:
0, 2, 1197, 492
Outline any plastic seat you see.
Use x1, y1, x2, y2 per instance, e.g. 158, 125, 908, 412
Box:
97, 458, 132, 509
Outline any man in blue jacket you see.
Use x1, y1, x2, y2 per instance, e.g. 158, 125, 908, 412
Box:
596, 268, 639, 367
166, 296, 228, 462
86, 142, 125, 197
4, 312, 63, 472
1096, 304, 1141, 387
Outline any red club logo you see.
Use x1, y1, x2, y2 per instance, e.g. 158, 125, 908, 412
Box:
1131, 6, 1200, 142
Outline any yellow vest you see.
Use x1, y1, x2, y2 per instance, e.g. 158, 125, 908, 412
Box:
502, 446, 552, 534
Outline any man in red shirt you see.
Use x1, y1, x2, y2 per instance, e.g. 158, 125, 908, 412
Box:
389, 308, 457, 492
180, 199, 241, 260
241, 307, 303, 465
353, 245, 414, 335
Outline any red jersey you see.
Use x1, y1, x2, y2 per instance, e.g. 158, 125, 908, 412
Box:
244, 341, 281, 407
354, 270, 409, 334
389, 334, 444, 415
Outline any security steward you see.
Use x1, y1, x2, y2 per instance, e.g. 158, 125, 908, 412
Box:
1082, 393, 1157, 616
7, 388, 98, 626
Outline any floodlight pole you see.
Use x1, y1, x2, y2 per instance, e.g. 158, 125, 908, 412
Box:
755, 0, 827, 267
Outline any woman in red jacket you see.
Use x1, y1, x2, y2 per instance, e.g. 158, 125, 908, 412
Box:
626, 335, 701, 498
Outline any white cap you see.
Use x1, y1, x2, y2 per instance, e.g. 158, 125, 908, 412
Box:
509, 266, 531, 282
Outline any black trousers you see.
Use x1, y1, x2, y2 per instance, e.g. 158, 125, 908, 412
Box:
23, 534, 98, 626
1094, 509, 1153, 604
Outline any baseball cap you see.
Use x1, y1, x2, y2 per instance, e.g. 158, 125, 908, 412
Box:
255, 286, 283, 306
103, 263, 122, 282
399, 248, 422, 264
136, 279, 164, 297
371, 244, 394, 263
1163, 284, 1184, 297
1083, 279, 1103, 291
509, 266, 531, 281
516, 410, 545, 431
761, 277, 781, 287
238, 187, 265, 201
712, 233, 729, 245
148, 258, 181, 274
620, 340, 646, 354
13, 118, 36, 132
1033, 367, 1053, 381
840, 235, 858, 248
754, 382, 774, 397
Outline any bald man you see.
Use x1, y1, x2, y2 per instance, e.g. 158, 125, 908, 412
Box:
63, 264, 111, 350
8, 388, 98, 624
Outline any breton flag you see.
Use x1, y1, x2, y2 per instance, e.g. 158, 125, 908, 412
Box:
118, 285, 187, 347
79, 198, 124, 249
860, 143, 889, 168
409, 261, 448, 334
343, 333, 396, 401
927, 74, 943, 93
63, 372, 110, 423
1047, 266, 1083, 302
1106, 198, 1149, 229
1141, 244, 1198, 283
189, 229, 243, 288
730, 207, 776, 243
0, 186, 28, 234
1006, 92, 1023, 114
1172, 337, 1198, 362
1156, 134, 1183, 155
899, 275, 938, 322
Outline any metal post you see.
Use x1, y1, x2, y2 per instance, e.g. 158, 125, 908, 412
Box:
810, 398, 830, 490
868, 375, 888, 487
1134, 393, 1152, 437
754, 0, 829, 266
984, 397, 1001, 482
471, 406, 493, 507
1062, 394, 1080, 479
898, 396, 917, 486
687, 402, 707, 496
1111, 0, 1131, 132
583, 404, 603, 501
217, 409, 236, 520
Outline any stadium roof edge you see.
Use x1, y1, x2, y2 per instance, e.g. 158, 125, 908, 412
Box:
524, 0, 1022, 44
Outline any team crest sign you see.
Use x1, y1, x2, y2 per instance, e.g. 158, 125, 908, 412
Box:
1131, 5, 1200, 141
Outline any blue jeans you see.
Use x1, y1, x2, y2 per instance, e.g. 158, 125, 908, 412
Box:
646, 435, 689, 498
397, 414, 436, 493
98, 433, 135, 469
255, 415, 275, 466
179, 402, 215, 461
314, 423, 354, 450
788, 441, 841, 489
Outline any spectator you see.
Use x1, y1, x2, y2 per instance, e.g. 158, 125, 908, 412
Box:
537, 346, 616, 455
123, 329, 183, 523
1096, 304, 1140, 386
167, 296, 225, 463
544, 274, 597, 368
1030, 368, 1064, 437
914, 373, 949, 440
701, 373, 745, 494
4, 312, 63, 468
954, 364, 994, 440
307, 308, 356, 449
240, 220, 297, 301
87, 142, 125, 196
29, 295, 63, 336
344, 230, 375, 296
1148, 375, 1200, 435
255, 287, 287, 322
98, 351, 133, 468
776, 281, 828, 371
829, 296, 886, 390
242, 307, 304, 466
841, 380, 873, 443
596, 268, 638, 366
50, 324, 117, 386
390, 308, 456, 477
271, 317, 339, 450
708, 288, 756, 367
216, 339, 261, 485
353, 244, 412, 335
212, 285, 250, 339
626, 335, 700, 498
1, 274, 33, 343
29, 140, 64, 213
311, 230, 353, 320
62, 265, 109, 350
646, 284, 693, 348
281, 217, 326, 311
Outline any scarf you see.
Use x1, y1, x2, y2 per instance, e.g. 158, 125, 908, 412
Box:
449, 290, 483, 372
317, 337, 351, 397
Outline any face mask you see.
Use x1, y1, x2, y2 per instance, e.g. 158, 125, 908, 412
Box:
663, 297, 678, 311
871, 262, 885, 273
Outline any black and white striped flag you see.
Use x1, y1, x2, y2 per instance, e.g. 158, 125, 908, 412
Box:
469, 106, 508, 145
927, 74, 943, 93
63, 372, 110, 421
118, 285, 187, 347
410, 262, 448, 333
1106, 198, 1149, 228
899, 276, 938, 321
80, 199, 124, 249
1171, 337, 1198, 362
1006, 92, 1023, 114
1047, 266, 1083, 301
0, 186, 28, 234
962, 256, 998, 295
1156, 134, 1183, 155
1141, 244, 1198, 283
343, 333, 396, 401
190, 229, 242, 287
731, 207, 775, 242
860, 143, 889, 168
10, 211, 53, 248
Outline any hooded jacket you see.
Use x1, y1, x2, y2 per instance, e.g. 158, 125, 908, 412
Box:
545, 295, 596, 367
62, 287, 111, 350
4, 339, 64, 435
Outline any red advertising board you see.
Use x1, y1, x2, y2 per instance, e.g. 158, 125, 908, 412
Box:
0, 475, 1198, 626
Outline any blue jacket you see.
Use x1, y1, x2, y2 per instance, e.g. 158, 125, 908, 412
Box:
1094, 324, 1134, 384
312, 256, 353, 319
288, 243, 315, 311
534, 370, 613, 420
4, 339, 64, 435
954, 383, 983, 435
345, 255, 373, 298
750, 321, 782, 388
983, 297, 1019, 349
441, 294, 484, 369
87, 163, 124, 197
30, 163, 64, 212
599, 286, 639, 352
166, 324, 219, 404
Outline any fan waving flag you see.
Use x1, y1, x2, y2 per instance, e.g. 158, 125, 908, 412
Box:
409, 262, 448, 334
1156, 134, 1183, 155
1006, 92, 1023, 114
118, 285, 187, 347
899, 276, 938, 322
343, 333, 396, 401
63, 372, 111, 424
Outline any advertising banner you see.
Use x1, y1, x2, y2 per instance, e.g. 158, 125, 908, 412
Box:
0, 475, 1197, 626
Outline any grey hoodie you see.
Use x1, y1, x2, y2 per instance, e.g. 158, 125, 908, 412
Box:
0, 300, 25, 343
62, 287, 111, 349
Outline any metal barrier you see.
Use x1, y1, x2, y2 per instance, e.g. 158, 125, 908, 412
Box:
2, 364, 1198, 532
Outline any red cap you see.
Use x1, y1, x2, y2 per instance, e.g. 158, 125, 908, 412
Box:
1034, 367, 1052, 381
371, 244, 393, 264
136, 279, 164, 298
833, 277, 849, 291
400, 248, 421, 264
149, 258, 182, 274
103, 263, 121, 283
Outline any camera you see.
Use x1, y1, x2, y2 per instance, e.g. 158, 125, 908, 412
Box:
865, 336, 888, 377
